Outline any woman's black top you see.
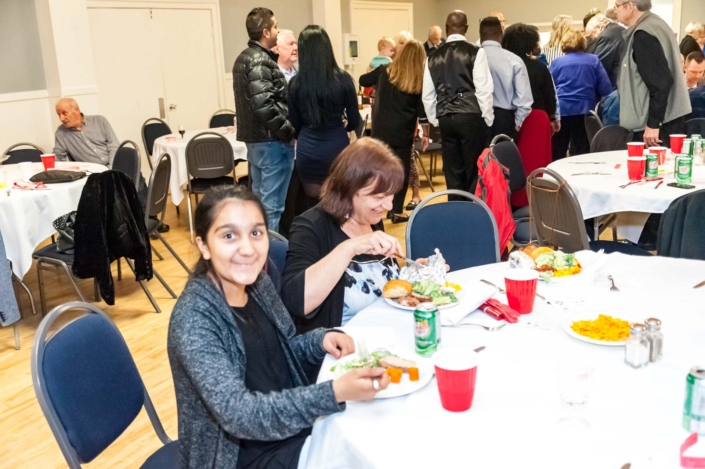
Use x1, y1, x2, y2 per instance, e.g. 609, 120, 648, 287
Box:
281, 206, 385, 334
287, 71, 361, 134
522, 56, 558, 121
680, 35, 702, 61
232, 298, 309, 469
359, 65, 428, 148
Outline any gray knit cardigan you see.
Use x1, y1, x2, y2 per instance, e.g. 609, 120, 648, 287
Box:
167, 272, 344, 468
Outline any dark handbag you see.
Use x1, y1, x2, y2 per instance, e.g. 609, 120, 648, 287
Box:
30, 170, 86, 184
53, 211, 77, 254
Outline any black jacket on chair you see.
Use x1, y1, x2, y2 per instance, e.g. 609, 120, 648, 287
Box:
657, 188, 705, 261
72, 171, 152, 304
233, 40, 294, 143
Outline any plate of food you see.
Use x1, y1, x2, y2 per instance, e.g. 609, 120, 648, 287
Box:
509, 246, 582, 281
382, 279, 463, 310
563, 312, 631, 346
327, 346, 434, 399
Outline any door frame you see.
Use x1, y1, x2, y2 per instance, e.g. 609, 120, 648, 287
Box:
86, 0, 227, 109
349, 0, 414, 28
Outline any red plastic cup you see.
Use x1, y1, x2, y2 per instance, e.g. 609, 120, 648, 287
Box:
504, 269, 539, 314
434, 348, 479, 412
627, 156, 646, 181
650, 146, 667, 165
40, 153, 55, 170
627, 142, 645, 157
670, 134, 687, 154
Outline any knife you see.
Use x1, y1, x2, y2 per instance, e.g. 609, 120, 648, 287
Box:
694, 280, 705, 289
568, 162, 606, 164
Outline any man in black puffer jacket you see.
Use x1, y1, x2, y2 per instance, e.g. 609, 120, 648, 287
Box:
234, 7, 295, 232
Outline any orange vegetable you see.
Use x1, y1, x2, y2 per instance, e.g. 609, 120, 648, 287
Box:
408, 367, 419, 381
389, 368, 402, 383
385, 368, 394, 377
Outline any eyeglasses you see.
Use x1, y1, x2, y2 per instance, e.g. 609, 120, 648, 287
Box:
614, 1, 633, 9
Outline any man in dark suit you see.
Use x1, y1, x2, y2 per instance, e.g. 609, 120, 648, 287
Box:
424, 26, 445, 56
586, 14, 625, 88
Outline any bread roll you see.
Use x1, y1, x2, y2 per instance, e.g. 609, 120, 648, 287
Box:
382, 279, 412, 298
530, 247, 554, 260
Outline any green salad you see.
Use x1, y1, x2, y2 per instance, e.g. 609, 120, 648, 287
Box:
412, 280, 459, 306
330, 349, 392, 377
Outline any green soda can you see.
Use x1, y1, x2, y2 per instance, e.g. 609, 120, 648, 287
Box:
682, 139, 694, 157
676, 154, 693, 185
645, 153, 659, 178
683, 367, 705, 434
414, 302, 439, 356
691, 134, 702, 141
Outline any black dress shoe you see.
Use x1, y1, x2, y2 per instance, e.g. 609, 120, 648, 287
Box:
405, 200, 419, 211
157, 223, 170, 233
389, 213, 409, 224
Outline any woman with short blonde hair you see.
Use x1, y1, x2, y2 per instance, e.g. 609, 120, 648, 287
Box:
544, 15, 573, 64
681, 21, 705, 58
358, 39, 429, 222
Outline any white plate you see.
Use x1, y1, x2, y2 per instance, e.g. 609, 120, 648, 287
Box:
383, 286, 464, 311
563, 312, 630, 347
325, 350, 435, 399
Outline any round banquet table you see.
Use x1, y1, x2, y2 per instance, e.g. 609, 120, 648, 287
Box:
547, 151, 705, 243
152, 128, 248, 207
0, 161, 107, 278
307, 251, 705, 468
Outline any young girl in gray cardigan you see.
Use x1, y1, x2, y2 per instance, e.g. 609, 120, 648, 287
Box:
167, 186, 390, 469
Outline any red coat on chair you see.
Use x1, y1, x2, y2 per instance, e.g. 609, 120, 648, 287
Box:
475, 148, 515, 253
513, 109, 553, 207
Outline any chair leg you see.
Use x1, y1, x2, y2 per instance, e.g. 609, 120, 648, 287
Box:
117, 258, 122, 281
124, 258, 161, 313
414, 151, 435, 192
156, 232, 193, 275
12, 273, 37, 316
175, 205, 180, 216
37, 262, 48, 316
594, 216, 600, 241
151, 245, 165, 261
14, 323, 20, 350
187, 191, 195, 243
153, 267, 177, 299
93, 279, 101, 302
60, 264, 87, 303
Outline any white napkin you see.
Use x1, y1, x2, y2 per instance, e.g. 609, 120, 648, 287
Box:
440, 280, 497, 325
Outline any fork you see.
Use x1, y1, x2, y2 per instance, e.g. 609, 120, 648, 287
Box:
619, 180, 640, 189
443, 322, 507, 331
608, 275, 620, 292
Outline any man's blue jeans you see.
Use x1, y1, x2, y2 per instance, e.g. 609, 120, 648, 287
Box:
245, 140, 295, 232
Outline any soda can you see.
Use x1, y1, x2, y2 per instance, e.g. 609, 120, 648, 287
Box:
691, 134, 702, 141
676, 155, 693, 185
645, 153, 659, 178
683, 366, 705, 434
682, 139, 694, 158
414, 302, 439, 356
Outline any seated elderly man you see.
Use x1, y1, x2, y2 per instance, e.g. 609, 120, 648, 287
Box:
53, 98, 119, 166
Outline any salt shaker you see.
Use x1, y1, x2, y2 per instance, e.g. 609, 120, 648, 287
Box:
625, 323, 650, 369
645, 318, 663, 363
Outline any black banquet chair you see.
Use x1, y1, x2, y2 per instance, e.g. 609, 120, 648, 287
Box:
31, 301, 179, 469
657, 188, 705, 261
685, 118, 705, 136
141, 118, 172, 170
1, 142, 44, 165
407, 190, 500, 271
112, 140, 141, 191
590, 125, 632, 153
208, 109, 236, 129
185, 132, 236, 241
412, 124, 441, 191
585, 110, 604, 146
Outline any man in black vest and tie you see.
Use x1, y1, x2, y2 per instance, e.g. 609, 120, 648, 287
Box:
422, 10, 494, 199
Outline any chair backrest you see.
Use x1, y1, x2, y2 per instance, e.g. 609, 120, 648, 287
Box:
208, 109, 236, 129
590, 125, 631, 153
585, 112, 604, 145
356, 114, 368, 139
490, 136, 526, 194
526, 168, 590, 253
267, 231, 288, 293
406, 190, 500, 271
656, 188, 705, 260
111, 141, 141, 191
145, 154, 171, 224
2, 142, 45, 165
141, 118, 172, 160
31, 302, 170, 468
185, 132, 234, 181
685, 118, 705, 136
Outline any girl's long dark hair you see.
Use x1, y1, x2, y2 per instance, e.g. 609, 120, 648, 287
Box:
192, 185, 269, 281
296, 25, 348, 128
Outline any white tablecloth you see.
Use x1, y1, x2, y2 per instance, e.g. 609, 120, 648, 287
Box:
152, 128, 248, 206
0, 162, 107, 278
307, 252, 705, 469
548, 151, 705, 242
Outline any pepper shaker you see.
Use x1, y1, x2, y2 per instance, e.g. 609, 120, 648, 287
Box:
625, 323, 650, 369
645, 318, 663, 363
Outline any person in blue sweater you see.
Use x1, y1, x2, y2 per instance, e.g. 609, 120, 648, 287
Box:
550, 29, 613, 160
168, 185, 389, 468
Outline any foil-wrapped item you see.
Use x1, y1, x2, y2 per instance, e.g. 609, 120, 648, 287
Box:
509, 251, 536, 269
399, 248, 447, 284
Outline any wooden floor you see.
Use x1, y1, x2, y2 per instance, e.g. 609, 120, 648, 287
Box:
0, 162, 443, 468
